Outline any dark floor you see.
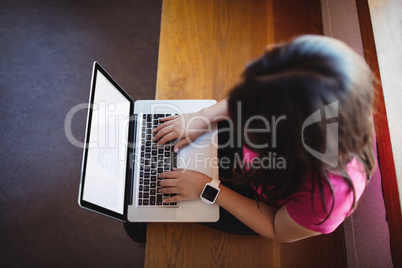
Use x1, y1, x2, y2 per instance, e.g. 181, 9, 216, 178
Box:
0, 0, 162, 266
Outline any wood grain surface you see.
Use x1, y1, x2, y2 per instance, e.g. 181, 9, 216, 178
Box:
156, 0, 269, 101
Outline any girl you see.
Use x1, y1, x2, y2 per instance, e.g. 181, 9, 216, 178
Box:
151, 35, 375, 243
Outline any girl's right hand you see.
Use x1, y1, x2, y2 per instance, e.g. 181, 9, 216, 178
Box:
153, 111, 212, 152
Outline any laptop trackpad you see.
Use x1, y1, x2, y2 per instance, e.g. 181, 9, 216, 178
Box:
177, 139, 217, 178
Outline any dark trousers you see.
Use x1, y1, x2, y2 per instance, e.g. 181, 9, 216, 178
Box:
200, 121, 257, 235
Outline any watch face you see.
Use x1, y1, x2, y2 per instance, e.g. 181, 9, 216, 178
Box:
201, 185, 219, 202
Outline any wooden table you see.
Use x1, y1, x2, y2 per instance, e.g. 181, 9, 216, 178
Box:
145, 0, 345, 267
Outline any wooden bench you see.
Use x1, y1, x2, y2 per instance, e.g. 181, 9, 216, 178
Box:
145, 1, 347, 267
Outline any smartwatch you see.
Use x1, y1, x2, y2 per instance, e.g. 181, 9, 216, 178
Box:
200, 178, 221, 205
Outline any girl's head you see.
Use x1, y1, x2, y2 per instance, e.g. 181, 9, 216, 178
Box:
228, 35, 375, 209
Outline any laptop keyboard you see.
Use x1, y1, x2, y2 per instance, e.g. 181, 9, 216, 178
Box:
137, 113, 178, 207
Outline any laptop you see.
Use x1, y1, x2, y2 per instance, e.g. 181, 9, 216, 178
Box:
78, 62, 219, 222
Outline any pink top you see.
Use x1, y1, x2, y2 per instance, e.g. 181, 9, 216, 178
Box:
243, 147, 366, 234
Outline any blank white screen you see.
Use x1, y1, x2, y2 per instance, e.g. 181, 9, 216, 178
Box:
82, 70, 131, 214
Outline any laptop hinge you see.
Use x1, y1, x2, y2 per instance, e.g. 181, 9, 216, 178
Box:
129, 113, 138, 205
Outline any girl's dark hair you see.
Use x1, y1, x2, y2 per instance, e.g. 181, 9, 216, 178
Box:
228, 35, 376, 223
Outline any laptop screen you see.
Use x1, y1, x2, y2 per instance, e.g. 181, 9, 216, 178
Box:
80, 62, 133, 220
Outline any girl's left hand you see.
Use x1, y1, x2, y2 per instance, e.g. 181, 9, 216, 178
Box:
158, 169, 212, 204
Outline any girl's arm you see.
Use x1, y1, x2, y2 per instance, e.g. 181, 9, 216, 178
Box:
153, 98, 229, 152
159, 169, 321, 243
216, 184, 321, 242
199, 98, 229, 124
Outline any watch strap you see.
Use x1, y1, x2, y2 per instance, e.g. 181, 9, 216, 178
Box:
209, 178, 220, 188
